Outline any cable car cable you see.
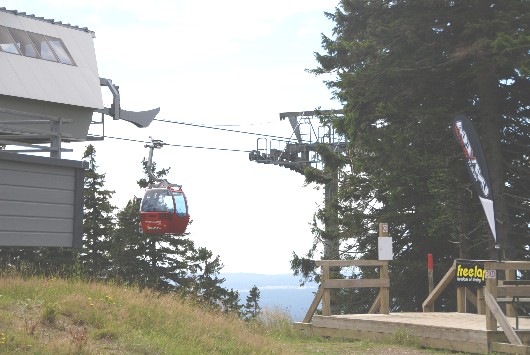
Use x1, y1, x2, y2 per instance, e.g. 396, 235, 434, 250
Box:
213, 121, 277, 127
152, 118, 298, 142
105, 135, 253, 153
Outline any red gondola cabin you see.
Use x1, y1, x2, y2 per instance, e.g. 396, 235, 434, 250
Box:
139, 187, 189, 235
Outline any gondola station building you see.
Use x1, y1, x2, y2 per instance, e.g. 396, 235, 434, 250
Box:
0, 8, 157, 248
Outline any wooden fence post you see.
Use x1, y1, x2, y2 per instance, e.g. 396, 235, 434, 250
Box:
322, 264, 331, 316
485, 263, 497, 331
476, 287, 485, 314
505, 268, 515, 317
457, 287, 465, 313
380, 261, 389, 314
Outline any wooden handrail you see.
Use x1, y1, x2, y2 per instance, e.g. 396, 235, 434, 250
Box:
497, 285, 530, 298
484, 288, 522, 345
302, 260, 389, 323
484, 261, 530, 271
482, 261, 530, 345
420, 259, 530, 346
421, 259, 524, 313
316, 260, 388, 267
323, 278, 389, 289
303, 287, 325, 323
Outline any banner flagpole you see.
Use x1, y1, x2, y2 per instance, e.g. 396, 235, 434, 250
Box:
452, 114, 501, 261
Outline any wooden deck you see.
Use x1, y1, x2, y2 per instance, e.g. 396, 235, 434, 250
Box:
294, 312, 530, 354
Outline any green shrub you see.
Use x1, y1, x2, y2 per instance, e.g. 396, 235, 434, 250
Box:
41, 303, 58, 325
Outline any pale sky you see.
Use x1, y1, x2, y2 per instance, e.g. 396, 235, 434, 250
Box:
5, 1, 341, 274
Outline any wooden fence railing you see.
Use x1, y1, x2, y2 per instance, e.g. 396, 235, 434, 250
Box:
422, 259, 530, 348
302, 260, 389, 323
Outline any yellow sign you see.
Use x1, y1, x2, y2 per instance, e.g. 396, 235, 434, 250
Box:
456, 260, 485, 287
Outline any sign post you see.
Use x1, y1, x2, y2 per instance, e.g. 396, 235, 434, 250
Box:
428, 254, 434, 311
378, 223, 391, 313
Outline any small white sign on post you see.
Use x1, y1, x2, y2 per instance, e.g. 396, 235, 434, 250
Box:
378, 237, 393, 260
378, 223, 393, 260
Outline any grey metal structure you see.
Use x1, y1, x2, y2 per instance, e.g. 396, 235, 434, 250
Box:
249, 110, 346, 174
144, 137, 180, 188
249, 109, 346, 264
0, 107, 75, 158
97, 78, 160, 129
0, 151, 86, 247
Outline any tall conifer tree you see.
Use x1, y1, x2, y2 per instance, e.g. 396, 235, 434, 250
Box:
188, 247, 242, 314
294, 0, 530, 311
82, 145, 115, 278
242, 286, 261, 321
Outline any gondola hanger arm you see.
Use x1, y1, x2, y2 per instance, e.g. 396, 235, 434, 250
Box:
145, 137, 181, 188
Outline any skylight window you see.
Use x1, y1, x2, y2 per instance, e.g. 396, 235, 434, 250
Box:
0, 26, 20, 54
26, 32, 58, 62
7, 27, 39, 58
0, 26, 76, 66
47, 36, 75, 65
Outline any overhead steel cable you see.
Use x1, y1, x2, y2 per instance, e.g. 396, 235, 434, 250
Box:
97, 115, 332, 153
104, 135, 252, 153
152, 118, 300, 143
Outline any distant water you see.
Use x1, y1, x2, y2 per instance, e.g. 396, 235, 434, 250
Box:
220, 273, 319, 322
237, 286, 318, 321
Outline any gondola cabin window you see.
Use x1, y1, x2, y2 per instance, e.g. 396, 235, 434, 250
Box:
141, 189, 174, 212
174, 191, 187, 217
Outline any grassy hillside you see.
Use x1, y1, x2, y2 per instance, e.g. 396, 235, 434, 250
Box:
0, 275, 456, 354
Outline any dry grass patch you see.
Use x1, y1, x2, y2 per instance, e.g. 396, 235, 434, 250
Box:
0, 276, 294, 353
0, 275, 461, 354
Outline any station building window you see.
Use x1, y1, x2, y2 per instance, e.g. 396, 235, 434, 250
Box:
26, 32, 59, 62
47, 36, 75, 65
8, 27, 40, 58
0, 26, 76, 66
0, 26, 19, 54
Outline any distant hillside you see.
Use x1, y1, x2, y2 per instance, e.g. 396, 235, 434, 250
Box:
221, 273, 319, 321
220, 273, 318, 290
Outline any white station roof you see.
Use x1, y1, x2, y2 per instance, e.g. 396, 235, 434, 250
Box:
0, 8, 103, 110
